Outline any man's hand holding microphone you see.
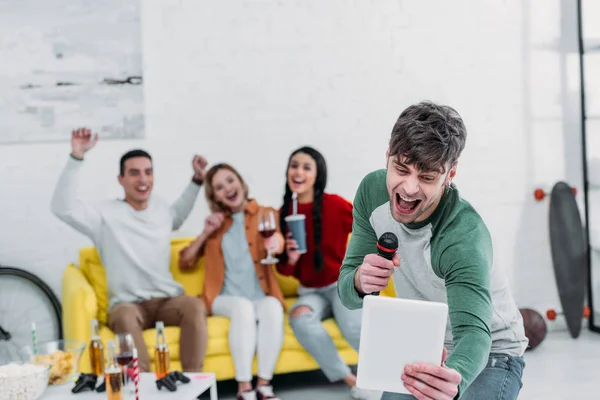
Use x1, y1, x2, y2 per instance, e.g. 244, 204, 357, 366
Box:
354, 232, 400, 296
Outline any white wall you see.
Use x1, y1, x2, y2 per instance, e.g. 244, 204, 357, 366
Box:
0, 0, 586, 321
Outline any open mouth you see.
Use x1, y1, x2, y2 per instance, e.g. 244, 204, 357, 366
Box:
291, 177, 305, 187
135, 185, 150, 195
225, 190, 239, 203
395, 193, 421, 214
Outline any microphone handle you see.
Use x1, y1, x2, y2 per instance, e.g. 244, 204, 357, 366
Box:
371, 247, 396, 296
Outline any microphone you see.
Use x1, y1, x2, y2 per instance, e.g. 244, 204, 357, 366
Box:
372, 232, 398, 296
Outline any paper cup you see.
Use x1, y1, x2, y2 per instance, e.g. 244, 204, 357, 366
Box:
285, 214, 307, 254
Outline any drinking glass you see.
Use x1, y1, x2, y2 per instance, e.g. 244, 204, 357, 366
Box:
115, 333, 135, 394
258, 209, 279, 264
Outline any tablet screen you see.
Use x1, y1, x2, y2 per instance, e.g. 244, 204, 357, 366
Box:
356, 296, 448, 394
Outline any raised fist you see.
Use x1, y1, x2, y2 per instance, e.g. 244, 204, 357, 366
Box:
71, 128, 98, 159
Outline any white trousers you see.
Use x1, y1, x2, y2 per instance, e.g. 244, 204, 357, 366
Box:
212, 295, 284, 382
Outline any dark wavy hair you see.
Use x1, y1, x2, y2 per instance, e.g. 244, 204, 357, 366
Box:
389, 101, 467, 173
279, 146, 327, 271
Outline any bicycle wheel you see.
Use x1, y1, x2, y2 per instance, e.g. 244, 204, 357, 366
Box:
0, 266, 62, 364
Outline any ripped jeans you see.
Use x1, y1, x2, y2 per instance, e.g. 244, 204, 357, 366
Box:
288, 282, 363, 382
381, 354, 525, 400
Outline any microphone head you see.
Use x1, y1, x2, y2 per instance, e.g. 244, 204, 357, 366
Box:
378, 232, 398, 251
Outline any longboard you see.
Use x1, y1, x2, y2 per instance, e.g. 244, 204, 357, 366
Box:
549, 181, 587, 338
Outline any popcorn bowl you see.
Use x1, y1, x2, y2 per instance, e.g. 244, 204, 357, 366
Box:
0, 361, 50, 400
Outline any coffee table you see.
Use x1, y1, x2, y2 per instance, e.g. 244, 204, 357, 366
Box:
41, 372, 218, 400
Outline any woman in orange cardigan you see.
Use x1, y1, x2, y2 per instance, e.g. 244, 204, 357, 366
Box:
179, 163, 285, 400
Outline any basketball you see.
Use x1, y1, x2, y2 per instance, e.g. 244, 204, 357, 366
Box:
519, 308, 547, 351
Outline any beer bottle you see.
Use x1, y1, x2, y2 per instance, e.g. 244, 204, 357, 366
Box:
105, 340, 123, 400
89, 318, 105, 376
154, 321, 170, 379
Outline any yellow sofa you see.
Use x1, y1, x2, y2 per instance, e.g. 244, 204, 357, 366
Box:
62, 237, 396, 381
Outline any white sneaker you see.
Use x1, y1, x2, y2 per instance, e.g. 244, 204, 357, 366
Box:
237, 390, 257, 400
350, 386, 382, 400
256, 385, 281, 400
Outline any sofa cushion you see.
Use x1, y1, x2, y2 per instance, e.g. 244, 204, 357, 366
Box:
273, 269, 300, 298
79, 248, 109, 325
168, 238, 205, 296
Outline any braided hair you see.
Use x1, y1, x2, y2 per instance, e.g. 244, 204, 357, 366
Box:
279, 146, 327, 272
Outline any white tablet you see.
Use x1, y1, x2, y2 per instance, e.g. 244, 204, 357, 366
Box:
356, 295, 449, 395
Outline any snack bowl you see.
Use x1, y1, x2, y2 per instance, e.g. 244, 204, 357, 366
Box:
0, 360, 51, 400
19, 339, 86, 386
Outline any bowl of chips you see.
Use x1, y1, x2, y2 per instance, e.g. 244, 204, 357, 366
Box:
19, 339, 86, 386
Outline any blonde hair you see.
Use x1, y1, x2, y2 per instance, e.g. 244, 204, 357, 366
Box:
204, 163, 250, 213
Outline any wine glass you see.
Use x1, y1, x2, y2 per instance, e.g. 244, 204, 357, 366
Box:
258, 209, 279, 265
115, 333, 135, 394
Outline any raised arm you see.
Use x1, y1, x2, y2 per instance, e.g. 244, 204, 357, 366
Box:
50, 128, 102, 240
170, 155, 208, 230
179, 212, 224, 270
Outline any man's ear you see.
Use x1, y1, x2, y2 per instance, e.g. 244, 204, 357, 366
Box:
385, 150, 390, 168
447, 163, 457, 185
118, 174, 124, 187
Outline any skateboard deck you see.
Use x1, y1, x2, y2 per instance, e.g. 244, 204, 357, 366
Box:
549, 181, 587, 338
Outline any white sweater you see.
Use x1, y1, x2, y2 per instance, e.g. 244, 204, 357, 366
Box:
51, 156, 202, 308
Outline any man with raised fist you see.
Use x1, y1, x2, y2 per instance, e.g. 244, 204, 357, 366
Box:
51, 127, 209, 373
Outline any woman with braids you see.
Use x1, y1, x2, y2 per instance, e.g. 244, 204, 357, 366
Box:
278, 147, 372, 399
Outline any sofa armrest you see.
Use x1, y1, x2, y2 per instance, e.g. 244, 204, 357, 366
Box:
62, 264, 97, 343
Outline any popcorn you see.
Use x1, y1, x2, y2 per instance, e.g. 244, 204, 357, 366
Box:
0, 363, 48, 400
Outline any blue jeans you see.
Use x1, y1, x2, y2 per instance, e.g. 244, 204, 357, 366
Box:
381, 354, 525, 400
288, 282, 363, 382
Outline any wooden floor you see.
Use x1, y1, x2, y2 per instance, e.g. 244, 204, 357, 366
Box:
207, 329, 600, 400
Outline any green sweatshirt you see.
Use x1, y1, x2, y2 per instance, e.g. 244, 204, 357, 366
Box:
338, 169, 528, 397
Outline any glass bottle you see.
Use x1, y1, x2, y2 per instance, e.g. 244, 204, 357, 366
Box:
89, 318, 105, 376
105, 340, 123, 400
154, 321, 170, 379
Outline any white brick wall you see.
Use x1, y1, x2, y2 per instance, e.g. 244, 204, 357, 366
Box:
0, 0, 588, 325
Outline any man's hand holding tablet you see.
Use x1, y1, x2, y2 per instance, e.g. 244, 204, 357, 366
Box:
401, 346, 462, 400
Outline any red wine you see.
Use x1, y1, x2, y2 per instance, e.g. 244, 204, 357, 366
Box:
260, 229, 275, 238
117, 353, 133, 366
